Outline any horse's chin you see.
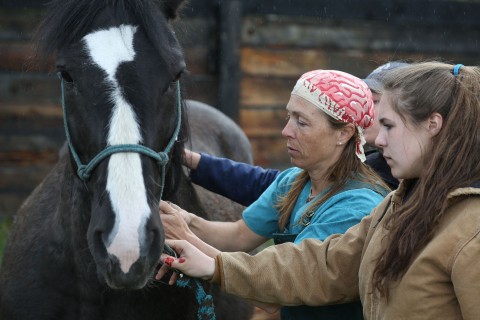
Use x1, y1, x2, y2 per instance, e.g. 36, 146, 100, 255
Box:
103, 276, 150, 291
97, 256, 157, 290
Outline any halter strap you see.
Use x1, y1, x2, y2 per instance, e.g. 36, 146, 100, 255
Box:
58, 73, 182, 200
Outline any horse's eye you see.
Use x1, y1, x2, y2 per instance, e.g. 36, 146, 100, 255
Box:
173, 70, 184, 82
60, 71, 74, 84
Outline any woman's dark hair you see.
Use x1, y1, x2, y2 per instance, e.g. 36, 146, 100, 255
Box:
372, 62, 480, 297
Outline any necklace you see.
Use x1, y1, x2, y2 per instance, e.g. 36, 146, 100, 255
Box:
306, 188, 315, 203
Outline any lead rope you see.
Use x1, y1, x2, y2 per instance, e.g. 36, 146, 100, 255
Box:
163, 244, 217, 319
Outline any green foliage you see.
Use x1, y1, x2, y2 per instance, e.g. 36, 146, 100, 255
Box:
0, 217, 12, 267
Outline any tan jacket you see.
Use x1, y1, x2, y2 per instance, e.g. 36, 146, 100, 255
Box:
213, 182, 480, 319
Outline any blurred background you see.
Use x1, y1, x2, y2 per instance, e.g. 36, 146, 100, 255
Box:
1, 0, 479, 253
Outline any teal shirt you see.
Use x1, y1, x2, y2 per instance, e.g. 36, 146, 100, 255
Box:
242, 167, 386, 320
243, 167, 385, 242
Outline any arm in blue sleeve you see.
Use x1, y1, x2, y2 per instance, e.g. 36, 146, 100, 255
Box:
189, 153, 280, 206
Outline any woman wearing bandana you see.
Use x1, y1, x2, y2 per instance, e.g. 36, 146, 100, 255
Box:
173, 62, 405, 211
160, 62, 480, 320
160, 70, 389, 319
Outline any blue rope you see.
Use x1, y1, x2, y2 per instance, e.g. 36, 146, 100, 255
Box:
176, 277, 217, 320
58, 73, 182, 200
162, 244, 217, 319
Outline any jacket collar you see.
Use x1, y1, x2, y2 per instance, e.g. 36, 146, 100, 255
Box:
392, 179, 480, 206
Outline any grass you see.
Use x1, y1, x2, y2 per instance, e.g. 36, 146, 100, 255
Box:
0, 217, 12, 267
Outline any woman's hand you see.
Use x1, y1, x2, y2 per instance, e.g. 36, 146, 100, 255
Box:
159, 200, 194, 240
183, 149, 201, 170
156, 239, 216, 284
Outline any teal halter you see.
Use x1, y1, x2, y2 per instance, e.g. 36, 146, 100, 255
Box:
58, 72, 182, 200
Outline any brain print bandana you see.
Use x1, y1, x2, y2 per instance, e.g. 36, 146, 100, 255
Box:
291, 70, 374, 162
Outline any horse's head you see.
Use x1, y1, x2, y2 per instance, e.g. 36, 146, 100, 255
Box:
37, 0, 187, 289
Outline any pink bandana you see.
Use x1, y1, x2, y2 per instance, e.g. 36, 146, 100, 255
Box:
291, 70, 374, 161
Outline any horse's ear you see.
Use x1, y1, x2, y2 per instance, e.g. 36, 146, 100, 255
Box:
162, 0, 187, 20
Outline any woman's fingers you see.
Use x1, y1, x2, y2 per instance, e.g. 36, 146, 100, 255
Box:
156, 254, 181, 285
168, 202, 182, 211
159, 201, 193, 226
159, 240, 215, 280
155, 257, 171, 280
166, 239, 182, 252
159, 200, 175, 214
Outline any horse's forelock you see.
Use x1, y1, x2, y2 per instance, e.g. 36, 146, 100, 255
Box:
36, 0, 185, 72
160, 0, 188, 20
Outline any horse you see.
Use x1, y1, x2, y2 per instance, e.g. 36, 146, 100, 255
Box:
0, 0, 254, 319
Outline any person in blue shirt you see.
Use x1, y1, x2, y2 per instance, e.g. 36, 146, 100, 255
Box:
179, 62, 407, 210
160, 69, 390, 320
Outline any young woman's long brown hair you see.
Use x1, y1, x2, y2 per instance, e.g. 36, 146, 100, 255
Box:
372, 62, 480, 297
276, 113, 389, 231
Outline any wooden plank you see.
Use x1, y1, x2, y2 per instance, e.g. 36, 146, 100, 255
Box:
0, 103, 62, 118
0, 42, 55, 73
239, 108, 286, 138
0, 163, 56, 187
238, 0, 480, 27
239, 47, 479, 112
240, 47, 476, 78
249, 136, 289, 169
183, 46, 212, 75
241, 76, 294, 107
239, 108, 289, 168
183, 75, 218, 107
0, 133, 64, 153
0, 8, 44, 41
218, 0, 242, 121
0, 164, 55, 217
241, 47, 328, 77
0, 149, 59, 166
0, 73, 60, 106
0, 103, 64, 155
0, 193, 32, 218
0, 194, 24, 217
241, 16, 480, 55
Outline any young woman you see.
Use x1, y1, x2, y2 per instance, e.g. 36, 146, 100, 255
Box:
159, 69, 389, 319
158, 62, 480, 320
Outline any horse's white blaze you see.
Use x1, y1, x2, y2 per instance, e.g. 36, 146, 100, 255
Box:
83, 25, 137, 83
84, 24, 149, 274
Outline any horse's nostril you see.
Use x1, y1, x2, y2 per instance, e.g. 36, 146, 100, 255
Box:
106, 256, 114, 273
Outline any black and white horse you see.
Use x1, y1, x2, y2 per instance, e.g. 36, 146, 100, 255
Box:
0, 0, 253, 319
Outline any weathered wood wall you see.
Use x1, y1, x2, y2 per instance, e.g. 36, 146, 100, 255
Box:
1, 0, 479, 217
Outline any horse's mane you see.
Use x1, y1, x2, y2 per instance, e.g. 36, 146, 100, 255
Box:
35, 0, 183, 76
164, 96, 190, 199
